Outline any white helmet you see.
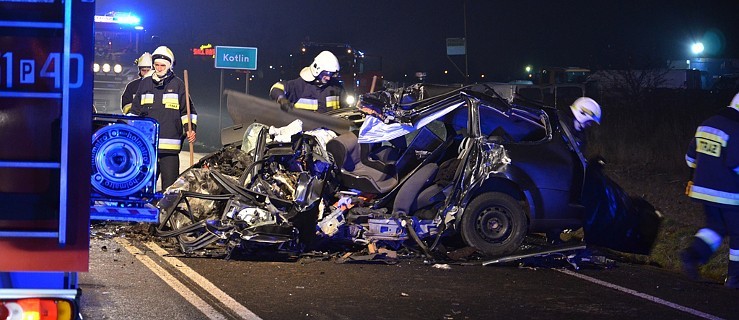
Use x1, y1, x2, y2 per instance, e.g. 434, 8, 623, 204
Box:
570, 97, 601, 125
135, 52, 152, 68
730, 92, 739, 109
151, 46, 174, 70
300, 50, 340, 81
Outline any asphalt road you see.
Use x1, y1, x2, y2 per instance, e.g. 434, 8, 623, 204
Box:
79, 233, 739, 320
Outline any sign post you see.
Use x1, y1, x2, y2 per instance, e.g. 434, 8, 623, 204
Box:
214, 46, 258, 134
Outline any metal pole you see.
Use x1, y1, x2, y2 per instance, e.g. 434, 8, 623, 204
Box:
463, 0, 469, 84
245, 70, 249, 95
219, 69, 224, 133
184, 70, 194, 166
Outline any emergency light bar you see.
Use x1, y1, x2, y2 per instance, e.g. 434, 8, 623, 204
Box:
94, 12, 141, 26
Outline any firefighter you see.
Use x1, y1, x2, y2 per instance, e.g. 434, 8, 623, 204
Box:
548, 97, 602, 244
130, 45, 197, 191
120, 52, 153, 114
269, 50, 345, 113
681, 92, 739, 289
568, 97, 602, 151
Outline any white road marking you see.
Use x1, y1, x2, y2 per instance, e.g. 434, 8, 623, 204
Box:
556, 268, 724, 320
115, 238, 228, 320
145, 241, 262, 320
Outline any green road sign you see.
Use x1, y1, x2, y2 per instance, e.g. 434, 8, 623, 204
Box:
214, 46, 257, 70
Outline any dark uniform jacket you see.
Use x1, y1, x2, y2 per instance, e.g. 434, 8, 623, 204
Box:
560, 112, 588, 152
130, 72, 197, 154
269, 77, 344, 113
686, 105, 739, 207
121, 77, 143, 114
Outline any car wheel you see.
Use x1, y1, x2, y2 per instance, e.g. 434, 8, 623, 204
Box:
460, 192, 528, 256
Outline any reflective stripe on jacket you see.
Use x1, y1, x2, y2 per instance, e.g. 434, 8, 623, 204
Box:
269, 76, 344, 113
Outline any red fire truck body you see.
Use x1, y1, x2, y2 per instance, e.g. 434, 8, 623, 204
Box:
1, 1, 94, 319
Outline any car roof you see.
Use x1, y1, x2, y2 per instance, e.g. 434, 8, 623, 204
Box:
356, 83, 552, 143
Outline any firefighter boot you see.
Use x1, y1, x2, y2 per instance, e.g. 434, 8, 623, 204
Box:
680, 249, 701, 281
680, 238, 713, 281
725, 261, 739, 289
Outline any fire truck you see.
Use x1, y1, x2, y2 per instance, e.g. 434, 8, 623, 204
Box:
297, 42, 383, 106
1, 2, 160, 319
92, 11, 148, 114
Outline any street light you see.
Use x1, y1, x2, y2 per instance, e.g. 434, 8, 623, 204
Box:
525, 65, 533, 79
691, 42, 704, 55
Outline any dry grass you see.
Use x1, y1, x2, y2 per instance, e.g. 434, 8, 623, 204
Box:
584, 89, 735, 281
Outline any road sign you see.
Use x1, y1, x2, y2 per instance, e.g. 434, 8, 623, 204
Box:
214, 46, 257, 70
446, 38, 466, 56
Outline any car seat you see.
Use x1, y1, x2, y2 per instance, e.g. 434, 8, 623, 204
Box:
392, 158, 459, 219
359, 135, 404, 173
391, 163, 438, 217
326, 131, 399, 194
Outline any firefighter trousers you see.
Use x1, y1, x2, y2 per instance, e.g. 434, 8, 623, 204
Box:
158, 153, 180, 191
687, 204, 739, 277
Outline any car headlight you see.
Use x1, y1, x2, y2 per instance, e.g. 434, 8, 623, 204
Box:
345, 95, 356, 106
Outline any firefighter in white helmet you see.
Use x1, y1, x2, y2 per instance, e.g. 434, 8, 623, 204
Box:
548, 96, 602, 244
681, 92, 739, 289
120, 52, 153, 114
567, 97, 602, 151
130, 45, 198, 191
571, 97, 601, 130
269, 50, 346, 113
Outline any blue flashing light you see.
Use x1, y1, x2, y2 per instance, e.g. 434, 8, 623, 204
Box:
95, 12, 142, 26
116, 14, 141, 25
691, 42, 704, 55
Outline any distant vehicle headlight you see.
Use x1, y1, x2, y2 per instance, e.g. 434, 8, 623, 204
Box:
113, 64, 123, 73
102, 63, 111, 73
345, 95, 356, 106
93, 63, 100, 73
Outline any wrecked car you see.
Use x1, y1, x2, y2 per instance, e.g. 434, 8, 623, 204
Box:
155, 83, 660, 258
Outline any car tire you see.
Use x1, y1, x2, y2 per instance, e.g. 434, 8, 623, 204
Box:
460, 192, 528, 256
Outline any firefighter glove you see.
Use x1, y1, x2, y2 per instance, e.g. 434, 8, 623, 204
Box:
278, 98, 293, 112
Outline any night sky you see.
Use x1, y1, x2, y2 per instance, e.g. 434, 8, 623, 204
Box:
96, 0, 738, 81
95, 0, 739, 147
